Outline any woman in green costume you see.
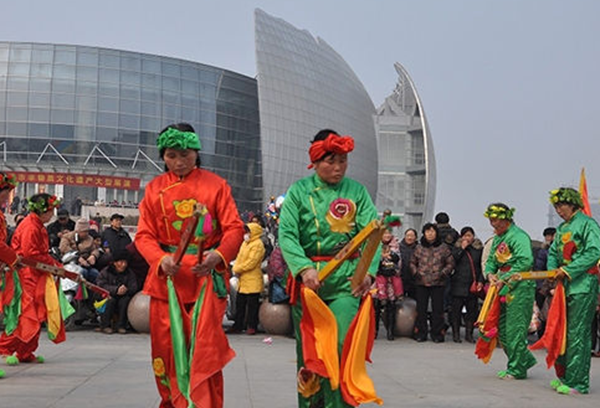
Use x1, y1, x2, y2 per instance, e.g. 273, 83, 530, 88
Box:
484, 203, 537, 379
547, 187, 600, 395
279, 129, 379, 408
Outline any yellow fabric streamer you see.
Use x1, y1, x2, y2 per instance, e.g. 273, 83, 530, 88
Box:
44, 275, 61, 339
302, 288, 340, 390
342, 295, 383, 405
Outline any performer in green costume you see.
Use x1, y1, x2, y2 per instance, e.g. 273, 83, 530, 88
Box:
279, 129, 380, 408
484, 203, 536, 379
547, 187, 600, 395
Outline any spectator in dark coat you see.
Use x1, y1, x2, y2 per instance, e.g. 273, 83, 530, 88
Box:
101, 213, 132, 255
450, 227, 483, 343
46, 208, 75, 248
399, 228, 418, 299
7, 212, 26, 245
125, 241, 150, 291
435, 212, 459, 247
97, 250, 138, 334
533, 227, 556, 338
410, 223, 455, 343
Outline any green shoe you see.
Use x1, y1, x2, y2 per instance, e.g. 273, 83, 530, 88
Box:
550, 379, 562, 390
6, 355, 19, 366
0, 369, 5, 378
497, 370, 515, 380
36, 355, 45, 364
557, 385, 580, 395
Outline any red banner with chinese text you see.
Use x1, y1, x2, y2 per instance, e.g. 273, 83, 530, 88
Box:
10, 171, 140, 191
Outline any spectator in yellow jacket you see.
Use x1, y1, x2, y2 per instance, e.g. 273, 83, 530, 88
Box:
229, 222, 265, 334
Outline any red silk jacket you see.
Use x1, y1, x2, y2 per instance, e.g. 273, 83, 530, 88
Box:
137, 168, 244, 302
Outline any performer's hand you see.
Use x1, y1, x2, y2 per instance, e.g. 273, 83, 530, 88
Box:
554, 268, 566, 281
192, 251, 222, 277
160, 255, 180, 276
301, 268, 321, 291
351, 275, 373, 297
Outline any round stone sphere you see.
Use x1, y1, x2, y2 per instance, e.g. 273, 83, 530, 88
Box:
259, 301, 292, 336
395, 297, 417, 337
127, 291, 151, 333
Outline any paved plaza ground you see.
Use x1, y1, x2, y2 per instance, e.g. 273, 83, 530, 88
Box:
0, 329, 598, 408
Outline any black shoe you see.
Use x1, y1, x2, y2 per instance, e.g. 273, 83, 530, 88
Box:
415, 336, 427, 343
432, 336, 445, 343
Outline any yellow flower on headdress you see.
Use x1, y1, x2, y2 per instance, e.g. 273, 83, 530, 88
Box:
174, 199, 198, 219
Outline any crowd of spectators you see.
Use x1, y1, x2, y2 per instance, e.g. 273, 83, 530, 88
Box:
2, 196, 598, 352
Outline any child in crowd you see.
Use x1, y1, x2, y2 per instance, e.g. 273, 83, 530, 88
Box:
375, 242, 403, 340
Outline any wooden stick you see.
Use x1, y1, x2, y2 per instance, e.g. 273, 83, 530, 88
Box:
475, 284, 498, 330
510, 270, 560, 281
317, 220, 381, 282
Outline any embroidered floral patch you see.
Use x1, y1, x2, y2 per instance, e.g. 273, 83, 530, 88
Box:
172, 199, 198, 231
495, 242, 512, 264
325, 198, 356, 233
561, 231, 572, 244
153, 357, 170, 389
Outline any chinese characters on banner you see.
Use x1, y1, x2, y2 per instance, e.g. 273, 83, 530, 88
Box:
11, 171, 140, 191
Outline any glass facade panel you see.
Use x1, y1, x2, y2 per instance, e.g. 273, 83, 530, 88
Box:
255, 9, 377, 200
0, 41, 261, 210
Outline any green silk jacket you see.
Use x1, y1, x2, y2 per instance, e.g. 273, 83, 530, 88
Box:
547, 210, 600, 296
485, 223, 534, 295
278, 174, 380, 301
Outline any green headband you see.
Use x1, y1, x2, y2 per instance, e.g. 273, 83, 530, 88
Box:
157, 128, 202, 151
28, 195, 62, 214
484, 204, 515, 220
549, 188, 583, 207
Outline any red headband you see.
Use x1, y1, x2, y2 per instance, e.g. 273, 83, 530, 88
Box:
308, 133, 355, 169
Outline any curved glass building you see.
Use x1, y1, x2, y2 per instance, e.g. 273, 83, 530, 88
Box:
1, 10, 418, 215
374, 62, 436, 229
255, 9, 379, 199
0, 41, 262, 210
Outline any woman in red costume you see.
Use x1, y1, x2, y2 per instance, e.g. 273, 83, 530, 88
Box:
0, 172, 19, 377
136, 123, 244, 408
0, 193, 63, 365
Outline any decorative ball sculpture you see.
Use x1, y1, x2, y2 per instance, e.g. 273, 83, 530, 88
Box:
395, 297, 417, 337
127, 291, 151, 333
259, 301, 292, 335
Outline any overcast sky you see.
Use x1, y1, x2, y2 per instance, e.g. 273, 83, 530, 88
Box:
2, 0, 599, 239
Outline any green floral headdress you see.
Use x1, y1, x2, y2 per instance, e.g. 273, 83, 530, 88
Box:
483, 204, 515, 220
0, 173, 17, 190
549, 187, 583, 208
157, 128, 202, 151
27, 195, 62, 214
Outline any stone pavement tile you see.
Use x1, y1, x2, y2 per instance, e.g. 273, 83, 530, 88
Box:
0, 331, 598, 408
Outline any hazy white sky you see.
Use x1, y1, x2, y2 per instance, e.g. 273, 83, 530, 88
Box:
2, 0, 599, 239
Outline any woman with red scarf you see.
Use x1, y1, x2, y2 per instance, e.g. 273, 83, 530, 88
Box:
279, 129, 382, 407
136, 123, 244, 408
0, 193, 65, 365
